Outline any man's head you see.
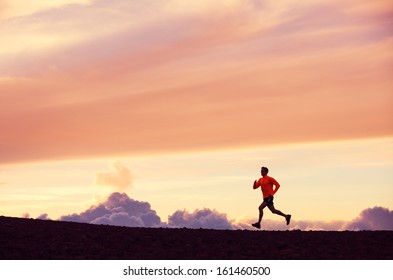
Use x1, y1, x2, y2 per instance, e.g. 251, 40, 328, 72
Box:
261, 167, 269, 176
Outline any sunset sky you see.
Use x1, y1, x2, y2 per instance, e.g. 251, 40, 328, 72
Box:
1, 0, 392, 230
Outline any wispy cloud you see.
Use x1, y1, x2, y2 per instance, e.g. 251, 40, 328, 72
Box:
1, 0, 392, 164
0, 0, 91, 20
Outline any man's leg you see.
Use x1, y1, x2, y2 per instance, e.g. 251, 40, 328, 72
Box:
252, 202, 268, 229
268, 204, 291, 225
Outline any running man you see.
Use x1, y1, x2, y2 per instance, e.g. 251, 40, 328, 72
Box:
252, 166, 291, 229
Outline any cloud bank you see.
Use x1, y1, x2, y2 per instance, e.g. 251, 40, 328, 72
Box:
56, 191, 392, 231
60, 192, 162, 227
236, 207, 393, 231
342, 207, 393, 231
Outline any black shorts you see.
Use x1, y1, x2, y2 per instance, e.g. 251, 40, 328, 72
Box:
263, 196, 274, 205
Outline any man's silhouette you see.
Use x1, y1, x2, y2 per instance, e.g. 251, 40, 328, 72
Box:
252, 166, 291, 229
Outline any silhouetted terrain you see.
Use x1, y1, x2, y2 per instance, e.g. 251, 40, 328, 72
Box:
1, 216, 392, 260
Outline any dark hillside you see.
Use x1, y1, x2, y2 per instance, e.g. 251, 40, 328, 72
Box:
1, 216, 392, 260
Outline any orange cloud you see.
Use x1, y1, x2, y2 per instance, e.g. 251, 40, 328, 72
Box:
1, 0, 392, 164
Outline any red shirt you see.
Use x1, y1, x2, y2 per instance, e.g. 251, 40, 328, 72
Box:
254, 175, 280, 198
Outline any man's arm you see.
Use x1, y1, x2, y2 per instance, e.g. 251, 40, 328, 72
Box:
253, 180, 259, 189
272, 178, 280, 194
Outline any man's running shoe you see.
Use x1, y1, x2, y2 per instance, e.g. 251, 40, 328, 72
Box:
252, 222, 261, 229
286, 215, 291, 225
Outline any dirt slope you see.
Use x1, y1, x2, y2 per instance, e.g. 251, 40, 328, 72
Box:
1, 216, 392, 260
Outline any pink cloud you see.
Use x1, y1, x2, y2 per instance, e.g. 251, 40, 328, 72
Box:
61, 195, 234, 229
342, 206, 393, 231
0, 0, 392, 164
58, 197, 393, 231
36, 213, 50, 220
235, 207, 393, 231
60, 192, 162, 227
168, 209, 234, 230
235, 217, 346, 231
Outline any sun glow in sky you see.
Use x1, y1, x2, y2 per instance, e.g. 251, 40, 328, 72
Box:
1, 0, 392, 230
